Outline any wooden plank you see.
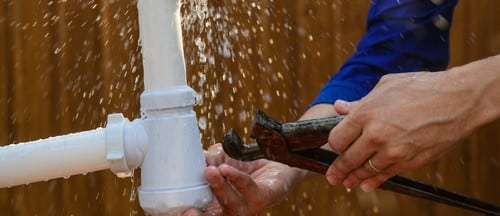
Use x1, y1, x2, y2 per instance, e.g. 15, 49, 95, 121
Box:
295, 0, 335, 107
253, 0, 299, 121
448, 0, 469, 67
266, 1, 335, 215
96, 0, 143, 214
276, 0, 376, 215
436, 1, 500, 215
0, 0, 498, 215
0, 1, 13, 215
51, 1, 107, 215
184, 0, 223, 146
46, 1, 92, 215
198, 0, 268, 144
6, 0, 64, 215
463, 0, 500, 212
0, 0, 10, 146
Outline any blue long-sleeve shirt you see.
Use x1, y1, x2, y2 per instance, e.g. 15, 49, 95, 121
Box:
311, 0, 458, 105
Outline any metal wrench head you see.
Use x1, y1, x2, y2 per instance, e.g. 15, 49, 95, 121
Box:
222, 128, 264, 161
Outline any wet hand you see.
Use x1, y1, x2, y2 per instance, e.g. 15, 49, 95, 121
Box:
183, 143, 306, 216
325, 72, 476, 192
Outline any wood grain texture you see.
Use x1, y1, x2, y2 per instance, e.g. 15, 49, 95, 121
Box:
0, 0, 498, 215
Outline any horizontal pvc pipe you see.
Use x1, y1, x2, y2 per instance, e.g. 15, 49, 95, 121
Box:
0, 128, 109, 188
137, 0, 186, 91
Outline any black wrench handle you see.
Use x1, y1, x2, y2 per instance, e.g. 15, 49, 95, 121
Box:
295, 148, 500, 216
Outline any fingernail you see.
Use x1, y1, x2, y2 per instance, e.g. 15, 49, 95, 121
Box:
361, 182, 374, 192
335, 99, 349, 109
327, 174, 339, 185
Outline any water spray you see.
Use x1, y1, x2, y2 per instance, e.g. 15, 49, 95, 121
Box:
0, 0, 212, 215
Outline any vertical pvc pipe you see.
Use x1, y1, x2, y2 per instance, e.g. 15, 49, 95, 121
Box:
135, 0, 212, 214
137, 0, 186, 90
0, 129, 108, 188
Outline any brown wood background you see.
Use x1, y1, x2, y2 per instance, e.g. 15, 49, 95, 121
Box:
0, 0, 499, 215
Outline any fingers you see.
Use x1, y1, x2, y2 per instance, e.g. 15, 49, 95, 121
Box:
328, 99, 363, 154
218, 164, 261, 202
355, 146, 440, 192
204, 164, 262, 215
340, 153, 392, 189
182, 208, 203, 216
359, 164, 400, 192
340, 146, 420, 191
328, 117, 362, 154
329, 138, 417, 189
204, 166, 244, 208
327, 100, 364, 186
182, 205, 223, 216
326, 132, 374, 186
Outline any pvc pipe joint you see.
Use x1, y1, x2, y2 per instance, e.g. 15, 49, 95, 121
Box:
138, 86, 212, 216
105, 114, 148, 178
106, 113, 132, 177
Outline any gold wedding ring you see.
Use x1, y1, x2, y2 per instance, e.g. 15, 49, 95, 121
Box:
368, 159, 384, 173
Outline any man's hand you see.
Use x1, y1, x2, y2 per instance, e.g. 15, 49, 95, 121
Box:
183, 144, 307, 216
325, 70, 483, 192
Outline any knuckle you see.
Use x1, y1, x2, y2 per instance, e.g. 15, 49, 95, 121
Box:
354, 110, 371, 124
367, 131, 388, 148
385, 148, 405, 161
328, 133, 340, 151
336, 157, 354, 172
379, 75, 390, 83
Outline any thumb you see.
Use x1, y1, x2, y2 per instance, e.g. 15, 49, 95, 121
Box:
333, 100, 356, 115
204, 144, 225, 166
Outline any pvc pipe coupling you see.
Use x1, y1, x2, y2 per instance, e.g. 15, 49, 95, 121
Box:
105, 85, 212, 215
105, 113, 148, 178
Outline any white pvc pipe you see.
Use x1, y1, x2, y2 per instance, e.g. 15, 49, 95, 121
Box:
0, 128, 108, 188
139, 87, 212, 215
137, 0, 186, 90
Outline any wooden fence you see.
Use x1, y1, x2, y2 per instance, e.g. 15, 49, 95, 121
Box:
0, 0, 499, 215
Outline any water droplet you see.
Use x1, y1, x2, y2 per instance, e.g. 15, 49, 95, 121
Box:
198, 116, 207, 130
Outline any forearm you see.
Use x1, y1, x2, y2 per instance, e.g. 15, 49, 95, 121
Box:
448, 54, 500, 133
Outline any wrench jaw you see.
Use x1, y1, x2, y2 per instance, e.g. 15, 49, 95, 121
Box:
224, 109, 335, 173
251, 123, 334, 174
222, 128, 264, 161
222, 109, 287, 162
250, 109, 282, 138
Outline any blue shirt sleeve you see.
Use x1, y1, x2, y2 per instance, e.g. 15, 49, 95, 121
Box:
311, 0, 458, 106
